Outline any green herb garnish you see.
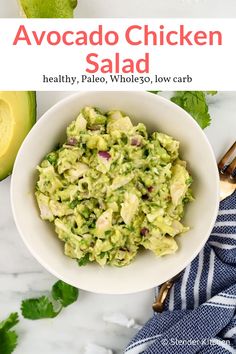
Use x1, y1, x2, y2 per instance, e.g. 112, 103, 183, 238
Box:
52, 280, 79, 308
171, 91, 217, 129
0, 313, 19, 354
77, 253, 90, 266
149, 91, 217, 129
69, 199, 80, 209
21, 280, 79, 320
21, 296, 60, 320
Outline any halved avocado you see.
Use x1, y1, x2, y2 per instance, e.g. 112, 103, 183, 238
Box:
0, 91, 37, 181
18, 0, 78, 18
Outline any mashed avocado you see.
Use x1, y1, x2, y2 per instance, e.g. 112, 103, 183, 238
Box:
35, 107, 193, 267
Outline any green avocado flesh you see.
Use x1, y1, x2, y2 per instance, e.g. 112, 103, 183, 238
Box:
19, 0, 78, 18
0, 91, 37, 181
35, 107, 193, 267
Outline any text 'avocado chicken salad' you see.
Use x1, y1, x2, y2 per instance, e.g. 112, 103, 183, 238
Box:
35, 107, 193, 267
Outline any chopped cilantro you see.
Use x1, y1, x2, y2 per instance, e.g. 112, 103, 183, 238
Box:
77, 253, 90, 266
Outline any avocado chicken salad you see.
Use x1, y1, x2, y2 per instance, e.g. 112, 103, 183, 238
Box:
35, 107, 193, 267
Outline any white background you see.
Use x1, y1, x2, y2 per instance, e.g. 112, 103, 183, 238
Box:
0, 18, 236, 90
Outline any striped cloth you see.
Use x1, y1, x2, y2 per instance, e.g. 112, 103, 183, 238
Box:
125, 192, 236, 354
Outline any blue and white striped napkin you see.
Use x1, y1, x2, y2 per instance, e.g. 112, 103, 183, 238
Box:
125, 192, 236, 354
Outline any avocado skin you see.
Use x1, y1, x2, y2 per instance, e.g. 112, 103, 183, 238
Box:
0, 91, 37, 181
19, 0, 78, 18
28, 91, 37, 125
70, 0, 78, 9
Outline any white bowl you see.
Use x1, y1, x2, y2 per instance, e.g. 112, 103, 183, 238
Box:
11, 92, 219, 294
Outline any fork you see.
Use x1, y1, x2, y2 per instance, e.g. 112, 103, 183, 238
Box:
152, 141, 236, 313
218, 141, 236, 201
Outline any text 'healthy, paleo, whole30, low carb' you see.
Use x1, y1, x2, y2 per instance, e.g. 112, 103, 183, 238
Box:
35, 107, 193, 267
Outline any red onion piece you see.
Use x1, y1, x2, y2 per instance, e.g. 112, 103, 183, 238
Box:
89, 125, 101, 131
98, 151, 111, 160
147, 186, 154, 193
140, 227, 149, 236
131, 137, 141, 146
67, 137, 78, 146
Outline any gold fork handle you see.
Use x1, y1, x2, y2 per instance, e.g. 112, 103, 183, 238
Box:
218, 141, 236, 173
152, 273, 181, 313
228, 157, 236, 177
152, 281, 174, 312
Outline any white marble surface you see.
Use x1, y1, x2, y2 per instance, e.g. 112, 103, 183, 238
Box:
0, 92, 235, 354
1, 0, 236, 18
